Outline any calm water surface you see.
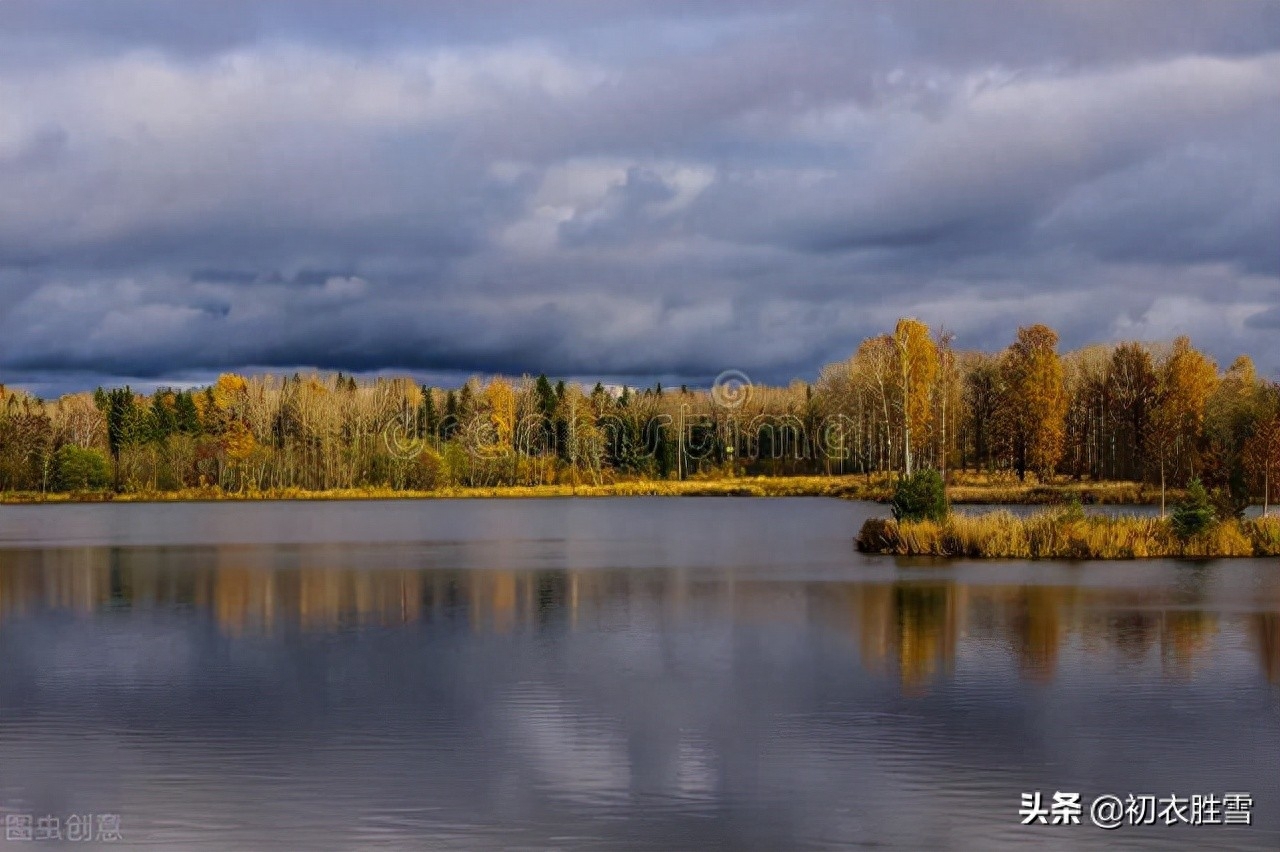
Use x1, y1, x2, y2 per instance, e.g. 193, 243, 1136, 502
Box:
0, 498, 1277, 850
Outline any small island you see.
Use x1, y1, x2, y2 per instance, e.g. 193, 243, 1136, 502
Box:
858, 470, 1280, 559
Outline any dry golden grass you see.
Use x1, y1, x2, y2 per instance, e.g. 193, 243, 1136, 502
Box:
0, 475, 877, 504
858, 509, 1280, 559
946, 473, 1157, 505
0, 472, 1207, 510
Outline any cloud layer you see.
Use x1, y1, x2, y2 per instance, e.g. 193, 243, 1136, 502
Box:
1, 1, 1278, 395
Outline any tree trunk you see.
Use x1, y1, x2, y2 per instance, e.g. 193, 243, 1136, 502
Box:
1160, 459, 1166, 518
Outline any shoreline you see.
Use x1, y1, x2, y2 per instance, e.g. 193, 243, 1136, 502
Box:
0, 475, 1176, 506
0, 475, 873, 505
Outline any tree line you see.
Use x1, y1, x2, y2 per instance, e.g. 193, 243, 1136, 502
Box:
0, 319, 1277, 509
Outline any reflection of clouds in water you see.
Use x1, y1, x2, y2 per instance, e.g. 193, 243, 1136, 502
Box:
673, 737, 717, 801
0, 583, 1276, 850
0, 499, 1278, 849
34, 617, 199, 688
501, 681, 631, 806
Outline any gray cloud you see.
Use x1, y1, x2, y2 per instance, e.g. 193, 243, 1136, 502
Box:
0, 1, 1277, 397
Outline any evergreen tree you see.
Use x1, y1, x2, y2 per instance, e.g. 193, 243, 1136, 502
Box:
150, 391, 177, 440
1171, 478, 1215, 539
418, 387, 438, 439
106, 387, 136, 492
891, 468, 948, 522
174, 391, 201, 434
442, 389, 459, 440
534, 374, 557, 420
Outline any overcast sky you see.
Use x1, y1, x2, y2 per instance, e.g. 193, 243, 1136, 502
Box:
1, 1, 1277, 397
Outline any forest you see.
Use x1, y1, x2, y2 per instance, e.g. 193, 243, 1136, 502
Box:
0, 319, 1277, 510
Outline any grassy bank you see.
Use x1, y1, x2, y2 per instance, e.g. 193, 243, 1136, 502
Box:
945, 475, 1159, 505
0, 473, 1187, 506
857, 510, 1280, 559
0, 475, 881, 504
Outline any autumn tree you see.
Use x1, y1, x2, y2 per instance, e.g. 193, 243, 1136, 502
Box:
1204, 356, 1263, 518
1105, 343, 1158, 481
0, 392, 53, 492
1000, 324, 1068, 481
855, 334, 899, 473
892, 317, 939, 475
932, 330, 960, 477
1242, 384, 1280, 515
1148, 337, 1217, 514
1061, 345, 1111, 480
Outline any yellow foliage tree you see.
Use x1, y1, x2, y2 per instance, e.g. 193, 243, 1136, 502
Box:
222, 419, 256, 462
483, 377, 517, 450
1149, 336, 1218, 512
212, 373, 248, 412
1002, 324, 1068, 481
892, 317, 938, 475
1243, 410, 1280, 515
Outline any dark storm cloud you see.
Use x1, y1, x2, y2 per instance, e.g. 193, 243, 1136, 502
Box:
0, 1, 1277, 396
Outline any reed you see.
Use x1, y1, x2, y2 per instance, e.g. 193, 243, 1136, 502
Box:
0, 475, 877, 504
858, 509, 1280, 559
0, 474, 1218, 509
946, 479, 1158, 505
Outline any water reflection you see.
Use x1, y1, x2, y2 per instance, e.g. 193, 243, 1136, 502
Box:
1, 546, 1277, 688
0, 498, 1278, 850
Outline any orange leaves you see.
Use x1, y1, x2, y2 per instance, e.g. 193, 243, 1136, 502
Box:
483, 378, 517, 448
1159, 336, 1217, 435
1002, 324, 1068, 479
212, 373, 248, 412
893, 317, 939, 473
221, 419, 256, 462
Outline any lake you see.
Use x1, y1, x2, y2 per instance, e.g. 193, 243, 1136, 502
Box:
0, 498, 1277, 850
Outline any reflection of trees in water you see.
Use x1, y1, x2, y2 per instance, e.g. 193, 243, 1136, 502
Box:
1083, 598, 1220, 679
1, 548, 1277, 685
845, 581, 1262, 693
1105, 608, 1161, 662
894, 584, 957, 693
842, 582, 959, 694
1255, 613, 1280, 683
1009, 586, 1063, 682
1160, 609, 1219, 679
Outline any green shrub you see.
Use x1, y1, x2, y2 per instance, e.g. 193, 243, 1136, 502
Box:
891, 468, 948, 523
1171, 478, 1215, 539
1208, 484, 1248, 522
1058, 493, 1086, 522
53, 445, 111, 492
